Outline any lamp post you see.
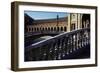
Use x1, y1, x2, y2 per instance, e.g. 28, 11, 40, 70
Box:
57, 15, 59, 32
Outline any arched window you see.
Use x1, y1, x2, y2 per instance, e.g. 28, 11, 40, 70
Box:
72, 14, 75, 19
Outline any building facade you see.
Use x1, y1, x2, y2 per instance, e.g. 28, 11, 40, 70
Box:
25, 13, 90, 33
26, 16, 68, 33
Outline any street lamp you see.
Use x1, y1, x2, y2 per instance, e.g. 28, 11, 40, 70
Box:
57, 15, 59, 32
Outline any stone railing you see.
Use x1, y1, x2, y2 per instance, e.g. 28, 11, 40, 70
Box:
25, 28, 90, 61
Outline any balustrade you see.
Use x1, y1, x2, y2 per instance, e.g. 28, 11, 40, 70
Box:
25, 28, 90, 61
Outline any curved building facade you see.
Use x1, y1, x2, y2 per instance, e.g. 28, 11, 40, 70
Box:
26, 17, 68, 33
25, 13, 90, 33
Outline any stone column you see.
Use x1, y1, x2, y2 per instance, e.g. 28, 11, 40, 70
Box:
67, 14, 71, 32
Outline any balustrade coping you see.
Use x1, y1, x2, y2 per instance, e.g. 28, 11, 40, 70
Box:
25, 28, 90, 52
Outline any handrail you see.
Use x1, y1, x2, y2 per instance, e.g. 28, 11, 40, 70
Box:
25, 28, 90, 61
26, 28, 90, 52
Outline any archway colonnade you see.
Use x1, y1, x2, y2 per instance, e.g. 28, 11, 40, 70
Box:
27, 26, 67, 32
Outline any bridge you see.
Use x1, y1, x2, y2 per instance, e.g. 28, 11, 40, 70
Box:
25, 28, 90, 61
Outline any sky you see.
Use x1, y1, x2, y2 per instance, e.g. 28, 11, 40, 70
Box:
24, 11, 68, 20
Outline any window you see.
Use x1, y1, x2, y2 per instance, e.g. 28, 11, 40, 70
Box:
72, 14, 75, 19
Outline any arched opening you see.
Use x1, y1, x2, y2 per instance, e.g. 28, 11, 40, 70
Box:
54, 27, 56, 31
32, 28, 33, 32
37, 28, 39, 31
45, 28, 47, 31
71, 23, 75, 31
42, 28, 44, 31
29, 28, 31, 31
40, 28, 41, 31
82, 14, 90, 28
48, 27, 50, 31
34, 28, 36, 31
64, 27, 67, 31
26, 28, 28, 32
51, 27, 53, 31
57, 27, 59, 31
86, 20, 90, 28
61, 27, 63, 31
